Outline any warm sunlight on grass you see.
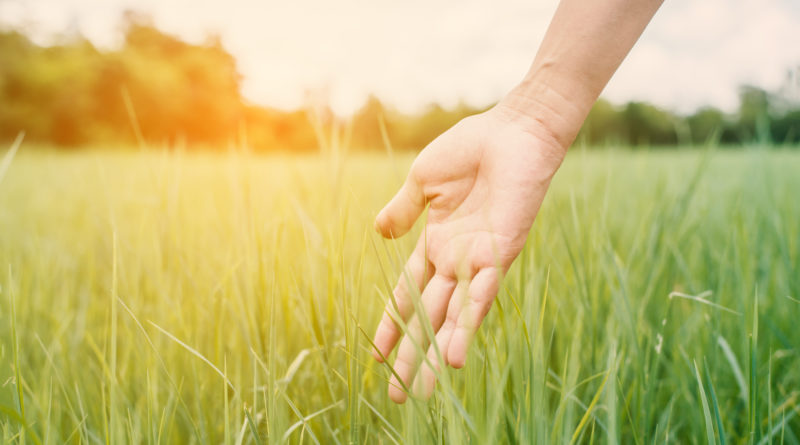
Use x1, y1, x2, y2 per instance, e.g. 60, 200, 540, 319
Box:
1, 146, 798, 442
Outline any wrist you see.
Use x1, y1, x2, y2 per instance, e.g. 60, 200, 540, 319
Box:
495, 73, 593, 154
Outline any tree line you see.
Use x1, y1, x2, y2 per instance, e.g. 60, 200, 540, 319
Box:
1, 15, 799, 151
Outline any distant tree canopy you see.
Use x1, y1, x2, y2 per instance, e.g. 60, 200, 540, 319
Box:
1, 16, 799, 151
577, 88, 800, 147
0, 14, 318, 150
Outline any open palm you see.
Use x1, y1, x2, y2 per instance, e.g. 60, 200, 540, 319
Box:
372, 106, 565, 403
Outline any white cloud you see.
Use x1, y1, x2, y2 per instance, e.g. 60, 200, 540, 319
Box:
605, 0, 800, 113
1, 0, 799, 115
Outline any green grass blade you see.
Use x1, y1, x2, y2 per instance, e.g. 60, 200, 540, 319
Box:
694, 360, 717, 445
569, 367, 611, 445
704, 360, 726, 445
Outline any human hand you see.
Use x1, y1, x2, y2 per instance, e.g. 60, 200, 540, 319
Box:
372, 103, 567, 403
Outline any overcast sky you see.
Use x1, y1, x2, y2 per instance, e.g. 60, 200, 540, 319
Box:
2, 0, 799, 115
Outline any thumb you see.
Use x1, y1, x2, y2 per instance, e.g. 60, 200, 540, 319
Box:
375, 176, 425, 239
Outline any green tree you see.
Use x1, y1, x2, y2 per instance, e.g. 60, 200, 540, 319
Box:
686, 106, 736, 145
621, 101, 678, 146
736, 85, 770, 143
577, 98, 626, 145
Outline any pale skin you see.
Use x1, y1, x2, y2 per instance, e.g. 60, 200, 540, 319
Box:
372, 0, 665, 403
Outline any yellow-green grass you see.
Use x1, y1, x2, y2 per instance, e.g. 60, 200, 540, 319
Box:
1, 146, 799, 443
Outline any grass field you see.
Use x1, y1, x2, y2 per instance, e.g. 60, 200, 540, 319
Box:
1, 145, 799, 443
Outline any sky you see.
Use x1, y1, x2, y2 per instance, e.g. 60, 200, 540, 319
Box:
1, 0, 799, 115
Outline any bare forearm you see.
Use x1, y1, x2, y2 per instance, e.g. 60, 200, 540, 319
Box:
498, 0, 664, 150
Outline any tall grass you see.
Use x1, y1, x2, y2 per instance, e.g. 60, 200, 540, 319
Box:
0, 145, 798, 443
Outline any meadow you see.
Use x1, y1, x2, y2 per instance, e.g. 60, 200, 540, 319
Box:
0, 144, 799, 444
